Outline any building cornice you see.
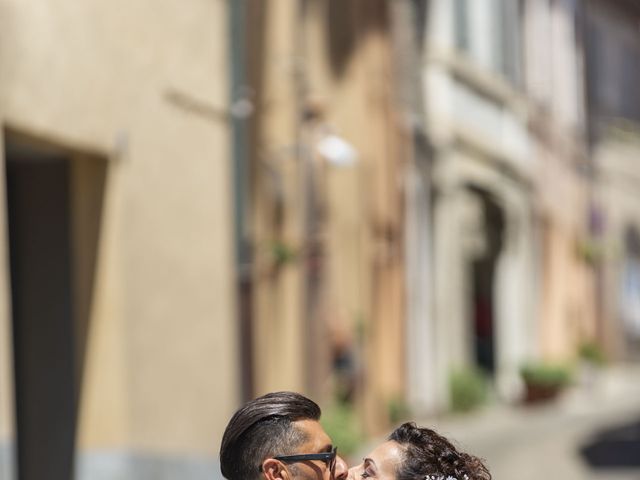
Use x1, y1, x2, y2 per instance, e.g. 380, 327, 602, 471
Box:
425, 47, 528, 117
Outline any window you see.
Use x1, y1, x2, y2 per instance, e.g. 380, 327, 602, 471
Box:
454, 0, 470, 52
453, 0, 522, 85
586, 7, 640, 124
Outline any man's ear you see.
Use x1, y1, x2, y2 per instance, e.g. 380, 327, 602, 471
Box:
261, 459, 290, 480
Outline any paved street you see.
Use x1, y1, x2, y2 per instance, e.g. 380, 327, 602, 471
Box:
355, 365, 640, 480
420, 365, 640, 480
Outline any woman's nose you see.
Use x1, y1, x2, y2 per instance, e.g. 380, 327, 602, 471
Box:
333, 455, 349, 480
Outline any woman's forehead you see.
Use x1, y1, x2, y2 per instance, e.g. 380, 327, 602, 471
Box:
367, 441, 404, 474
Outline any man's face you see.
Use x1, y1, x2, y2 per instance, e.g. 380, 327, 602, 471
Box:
278, 419, 348, 480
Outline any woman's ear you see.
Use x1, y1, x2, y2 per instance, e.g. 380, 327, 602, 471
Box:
262, 459, 290, 480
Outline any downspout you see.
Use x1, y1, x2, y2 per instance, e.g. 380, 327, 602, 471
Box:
228, 0, 254, 402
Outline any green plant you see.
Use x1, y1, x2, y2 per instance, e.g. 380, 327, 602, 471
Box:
520, 363, 572, 389
320, 401, 363, 456
578, 341, 607, 366
387, 395, 411, 424
270, 240, 298, 267
449, 368, 488, 413
577, 239, 603, 265
520, 362, 572, 404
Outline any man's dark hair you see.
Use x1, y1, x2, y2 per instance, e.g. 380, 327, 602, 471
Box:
389, 422, 491, 480
220, 391, 322, 480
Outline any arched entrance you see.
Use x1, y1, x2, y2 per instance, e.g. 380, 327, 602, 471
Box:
463, 185, 505, 377
467, 187, 505, 377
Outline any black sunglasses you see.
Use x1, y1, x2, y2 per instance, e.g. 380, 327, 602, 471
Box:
261, 446, 338, 472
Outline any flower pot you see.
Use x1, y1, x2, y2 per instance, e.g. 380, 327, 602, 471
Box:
523, 382, 562, 404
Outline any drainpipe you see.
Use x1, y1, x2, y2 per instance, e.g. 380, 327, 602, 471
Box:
228, 0, 254, 402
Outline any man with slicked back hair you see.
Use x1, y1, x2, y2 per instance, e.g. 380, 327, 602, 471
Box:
220, 391, 348, 480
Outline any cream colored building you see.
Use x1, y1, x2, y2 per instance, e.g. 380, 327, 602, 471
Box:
408, 0, 602, 411
422, 0, 537, 406
0, 1, 238, 479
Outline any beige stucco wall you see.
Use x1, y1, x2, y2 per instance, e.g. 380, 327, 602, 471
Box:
539, 221, 596, 360
0, 0, 237, 468
248, 1, 407, 434
532, 131, 596, 361
249, 0, 306, 397
302, 3, 407, 433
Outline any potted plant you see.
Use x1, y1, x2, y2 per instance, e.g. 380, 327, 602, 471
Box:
449, 367, 489, 413
578, 341, 607, 366
520, 362, 571, 404
577, 341, 607, 390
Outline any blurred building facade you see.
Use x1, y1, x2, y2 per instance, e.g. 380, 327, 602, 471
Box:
0, 1, 239, 479
233, 0, 625, 422
0, 1, 639, 479
423, 0, 538, 406
235, 0, 408, 434
523, 0, 596, 363
411, 0, 640, 411
585, 0, 640, 360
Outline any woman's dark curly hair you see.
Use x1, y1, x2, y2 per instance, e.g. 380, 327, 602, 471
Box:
388, 422, 491, 480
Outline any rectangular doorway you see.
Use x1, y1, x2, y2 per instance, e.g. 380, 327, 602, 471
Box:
5, 137, 77, 480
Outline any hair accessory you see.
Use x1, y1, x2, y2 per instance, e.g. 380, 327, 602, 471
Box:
424, 475, 469, 480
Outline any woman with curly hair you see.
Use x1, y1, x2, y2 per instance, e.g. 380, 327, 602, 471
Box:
348, 422, 491, 480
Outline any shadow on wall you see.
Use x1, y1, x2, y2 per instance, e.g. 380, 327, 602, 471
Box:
325, 0, 388, 77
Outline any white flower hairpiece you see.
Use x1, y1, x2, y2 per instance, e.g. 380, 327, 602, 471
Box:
424, 475, 469, 480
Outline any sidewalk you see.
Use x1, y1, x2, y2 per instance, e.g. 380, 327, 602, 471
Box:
362, 365, 640, 480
